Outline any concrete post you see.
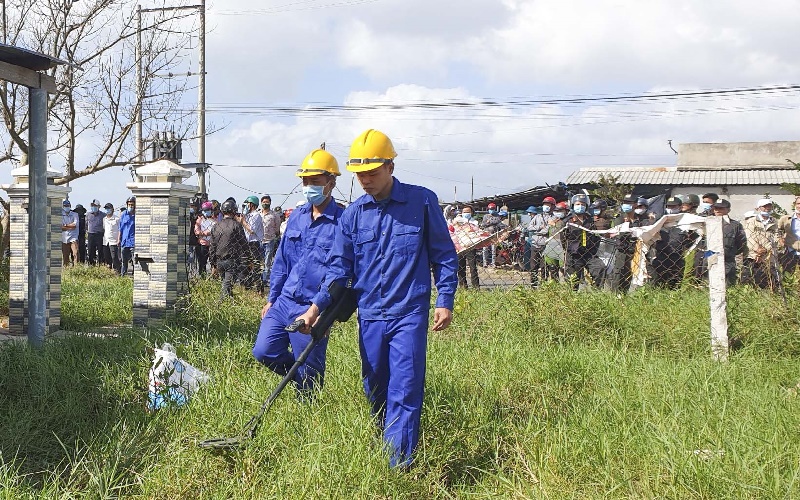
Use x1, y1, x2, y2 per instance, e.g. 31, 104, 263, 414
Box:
126, 160, 197, 327
1, 166, 70, 338
706, 216, 729, 361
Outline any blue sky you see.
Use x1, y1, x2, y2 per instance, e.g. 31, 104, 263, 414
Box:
4, 0, 800, 209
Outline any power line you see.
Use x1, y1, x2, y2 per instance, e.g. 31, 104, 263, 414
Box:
214, 0, 380, 15
169, 84, 800, 116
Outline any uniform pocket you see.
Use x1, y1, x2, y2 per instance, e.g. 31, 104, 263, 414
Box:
393, 223, 421, 255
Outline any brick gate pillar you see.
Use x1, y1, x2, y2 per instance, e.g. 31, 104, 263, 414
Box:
126, 160, 197, 327
1, 166, 70, 336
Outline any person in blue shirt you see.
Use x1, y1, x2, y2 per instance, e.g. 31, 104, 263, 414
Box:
118, 196, 136, 276
252, 149, 344, 396
296, 129, 458, 468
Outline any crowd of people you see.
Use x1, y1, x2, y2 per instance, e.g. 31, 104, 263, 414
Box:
60, 197, 136, 274
450, 192, 800, 293
187, 194, 283, 295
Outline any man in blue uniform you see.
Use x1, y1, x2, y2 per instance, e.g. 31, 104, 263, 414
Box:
297, 129, 458, 468
252, 149, 344, 396
118, 196, 136, 276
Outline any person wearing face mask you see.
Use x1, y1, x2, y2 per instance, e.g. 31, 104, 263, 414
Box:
524, 197, 555, 287
778, 196, 800, 275
187, 197, 201, 275
194, 201, 216, 276
61, 199, 80, 267
742, 198, 780, 290
652, 196, 695, 289
86, 199, 106, 266
586, 199, 617, 288
480, 202, 505, 267
453, 205, 480, 289
237, 195, 264, 289
72, 204, 87, 264
560, 194, 598, 290
118, 196, 136, 276
689, 192, 720, 281
102, 203, 121, 274
260, 194, 282, 291
611, 195, 655, 292
680, 194, 700, 214
711, 199, 747, 285
698, 193, 719, 216
295, 130, 457, 468
543, 201, 568, 281
211, 198, 248, 300
663, 196, 682, 216
252, 148, 344, 399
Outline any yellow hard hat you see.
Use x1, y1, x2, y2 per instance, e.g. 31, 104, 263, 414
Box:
346, 129, 397, 172
296, 149, 341, 177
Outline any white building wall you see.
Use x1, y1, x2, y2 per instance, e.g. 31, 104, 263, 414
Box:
667, 185, 795, 220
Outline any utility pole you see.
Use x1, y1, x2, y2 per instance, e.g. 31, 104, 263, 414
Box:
137, 2, 206, 190
471, 176, 474, 201
135, 5, 143, 164
197, 0, 206, 195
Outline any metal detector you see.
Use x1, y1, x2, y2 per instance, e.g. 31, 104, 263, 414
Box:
198, 282, 357, 451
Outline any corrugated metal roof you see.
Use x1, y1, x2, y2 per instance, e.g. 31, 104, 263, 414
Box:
566, 167, 800, 186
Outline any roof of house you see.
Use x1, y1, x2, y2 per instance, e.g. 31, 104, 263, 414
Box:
565, 166, 800, 186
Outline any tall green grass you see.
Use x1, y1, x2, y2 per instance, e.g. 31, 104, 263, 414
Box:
60, 266, 133, 331
1, 276, 799, 498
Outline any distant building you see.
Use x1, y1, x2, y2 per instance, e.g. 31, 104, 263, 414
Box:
566, 141, 800, 218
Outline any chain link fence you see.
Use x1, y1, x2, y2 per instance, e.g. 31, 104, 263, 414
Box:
180, 203, 798, 305
451, 208, 799, 295
184, 209, 282, 296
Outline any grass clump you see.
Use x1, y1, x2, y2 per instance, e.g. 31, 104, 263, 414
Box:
60, 266, 132, 331
0, 278, 799, 498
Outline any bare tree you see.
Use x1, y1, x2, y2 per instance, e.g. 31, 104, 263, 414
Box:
0, 0, 198, 183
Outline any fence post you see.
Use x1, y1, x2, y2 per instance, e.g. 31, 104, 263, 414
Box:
705, 216, 729, 361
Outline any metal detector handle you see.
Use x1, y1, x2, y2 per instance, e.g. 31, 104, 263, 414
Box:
285, 319, 305, 332
308, 281, 358, 341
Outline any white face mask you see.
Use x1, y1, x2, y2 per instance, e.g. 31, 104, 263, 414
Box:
666, 208, 680, 215
634, 208, 646, 215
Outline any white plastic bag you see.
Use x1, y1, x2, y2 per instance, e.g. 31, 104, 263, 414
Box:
147, 343, 209, 410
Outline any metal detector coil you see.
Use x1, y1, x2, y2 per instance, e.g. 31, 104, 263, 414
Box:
198, 281, 357, 450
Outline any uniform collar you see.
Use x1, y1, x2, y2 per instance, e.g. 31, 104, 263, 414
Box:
301, 199, 340, 221
367, 176, 406, 205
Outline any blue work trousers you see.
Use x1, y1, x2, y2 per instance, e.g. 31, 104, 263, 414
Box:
359, 313, 428, 468
121, 246, 134, 276
261, 238, 279, 284
252, 297, 329, 395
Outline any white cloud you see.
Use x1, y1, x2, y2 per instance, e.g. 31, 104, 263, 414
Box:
464, 1, 800, 86
4, 0, 800, 209
199, 83, 800, 206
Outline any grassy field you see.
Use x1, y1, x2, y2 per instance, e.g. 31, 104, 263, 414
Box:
1, 269, 799, 498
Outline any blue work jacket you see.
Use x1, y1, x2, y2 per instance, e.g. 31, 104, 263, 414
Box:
118, 210, 135, 248
268, 200, 344, 306
312, 178, 458, 320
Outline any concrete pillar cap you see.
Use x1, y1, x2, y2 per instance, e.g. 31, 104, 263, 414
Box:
10, 164, 62, 184
133, 159, 193, 183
